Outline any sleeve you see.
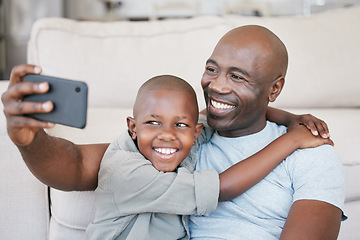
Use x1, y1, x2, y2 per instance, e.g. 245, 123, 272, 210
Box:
100, 134, 219, 217
290, 145, 346, 219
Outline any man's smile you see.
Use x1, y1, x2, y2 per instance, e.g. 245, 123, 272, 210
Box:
210, 99, 235, 110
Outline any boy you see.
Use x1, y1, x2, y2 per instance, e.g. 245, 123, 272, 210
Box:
86, 75, 332, 239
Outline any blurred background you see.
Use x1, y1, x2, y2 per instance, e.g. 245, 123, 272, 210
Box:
0, 0, 359, 80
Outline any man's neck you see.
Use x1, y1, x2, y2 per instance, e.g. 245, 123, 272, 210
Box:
217, 119, 267, 138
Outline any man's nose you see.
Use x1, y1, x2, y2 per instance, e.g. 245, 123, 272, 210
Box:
208, 74, 232, 94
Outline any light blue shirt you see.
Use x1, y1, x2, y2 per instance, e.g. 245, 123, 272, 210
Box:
189, 121, 345, 240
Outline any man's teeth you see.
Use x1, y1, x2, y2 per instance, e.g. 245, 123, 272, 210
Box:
211, 99, 234, 109
155, 148, 177, 155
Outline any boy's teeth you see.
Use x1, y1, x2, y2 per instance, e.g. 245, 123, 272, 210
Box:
211, 99, 234, 109
155, 148, 177, 155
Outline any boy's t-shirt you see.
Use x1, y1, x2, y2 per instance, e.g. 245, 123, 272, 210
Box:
86, 118, 218, 240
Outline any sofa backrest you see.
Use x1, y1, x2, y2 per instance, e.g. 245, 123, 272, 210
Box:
28, 6, 360, 109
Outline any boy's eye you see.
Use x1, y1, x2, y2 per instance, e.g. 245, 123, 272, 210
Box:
146, 121, 160, 125
176, 122, 189, 128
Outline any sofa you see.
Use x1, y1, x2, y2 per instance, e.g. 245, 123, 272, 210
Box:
1, 5, 360, 240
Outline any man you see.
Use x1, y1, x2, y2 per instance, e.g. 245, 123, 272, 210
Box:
187, 25, 345, 240
2, 25, 344, 239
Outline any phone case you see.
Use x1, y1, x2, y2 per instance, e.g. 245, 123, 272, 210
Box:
23, 74, 88, 129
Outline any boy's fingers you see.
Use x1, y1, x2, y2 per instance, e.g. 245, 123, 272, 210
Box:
315, 121, 330, 139
302, 121, 318, 136
325, 138, 334, 146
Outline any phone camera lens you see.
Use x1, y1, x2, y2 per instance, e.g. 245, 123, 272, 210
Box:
75, 87, 81, 92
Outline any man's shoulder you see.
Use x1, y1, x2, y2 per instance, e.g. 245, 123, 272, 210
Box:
267, 120, 287, 134
286, 144, 341, 172
292, 140, 338, 158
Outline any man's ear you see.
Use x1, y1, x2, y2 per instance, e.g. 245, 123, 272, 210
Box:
192, 123, 204, 145
127, 117, 137, 140
269, 77, 285, 102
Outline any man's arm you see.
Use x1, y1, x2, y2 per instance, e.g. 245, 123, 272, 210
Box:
2, 64, 106, 191
280, 200, 342, 240
19, 129, 108, 191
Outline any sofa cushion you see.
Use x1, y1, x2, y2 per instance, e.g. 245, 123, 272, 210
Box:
338, 200, 360, 240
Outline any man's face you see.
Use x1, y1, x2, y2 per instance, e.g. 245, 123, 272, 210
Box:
202, 39, 274, 137
128, 89, 202, 172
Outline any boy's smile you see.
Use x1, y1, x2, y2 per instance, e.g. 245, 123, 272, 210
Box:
154, 147, 179, 161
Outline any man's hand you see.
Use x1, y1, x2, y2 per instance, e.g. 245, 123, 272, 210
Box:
2, 64, 108, 191
1, 64, 54, 146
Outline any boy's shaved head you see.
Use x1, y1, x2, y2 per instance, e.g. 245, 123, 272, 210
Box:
133, 75, 199, 120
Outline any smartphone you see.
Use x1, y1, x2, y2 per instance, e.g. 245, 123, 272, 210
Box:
23, 74, 88, 129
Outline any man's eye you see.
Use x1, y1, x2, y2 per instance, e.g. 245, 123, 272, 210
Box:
206, 66, 217, 74
231, 74, 247, 82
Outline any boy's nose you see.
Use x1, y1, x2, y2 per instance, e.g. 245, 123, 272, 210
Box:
158, 129, 176, 141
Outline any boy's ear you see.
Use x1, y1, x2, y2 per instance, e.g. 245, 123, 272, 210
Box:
127, 117, 137, 140
192, 123, 204, 145
269, 76, 285, 102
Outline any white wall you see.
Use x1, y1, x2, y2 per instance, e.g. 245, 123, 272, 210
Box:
2, 0, 63, 79
65, 0, 360, 20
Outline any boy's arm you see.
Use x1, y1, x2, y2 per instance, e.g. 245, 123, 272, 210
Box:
266, 106, 330, 138
194, 114, 214, 147
2, 64, 105, 191
105, 138, 219, 216
218, 124, 333, 201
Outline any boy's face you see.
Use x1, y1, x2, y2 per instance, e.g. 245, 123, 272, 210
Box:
127, 88, 203, 172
